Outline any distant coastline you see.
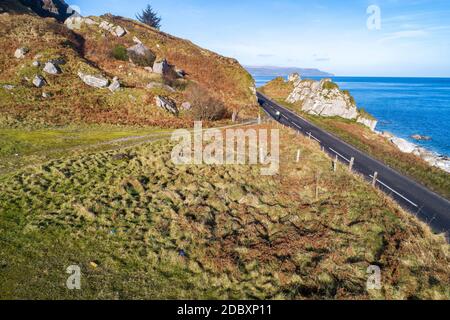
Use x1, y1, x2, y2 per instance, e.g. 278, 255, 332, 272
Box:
245, 66, 334, 78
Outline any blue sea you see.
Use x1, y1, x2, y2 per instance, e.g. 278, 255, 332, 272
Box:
254, 75, 450, 157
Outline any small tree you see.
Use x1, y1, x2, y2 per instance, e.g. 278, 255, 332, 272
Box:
136, 5, 162, 29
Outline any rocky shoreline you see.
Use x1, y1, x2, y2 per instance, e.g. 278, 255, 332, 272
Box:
380, 132, 450, 173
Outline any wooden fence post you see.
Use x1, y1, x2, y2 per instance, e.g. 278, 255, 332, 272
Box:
372, 172, 378, 187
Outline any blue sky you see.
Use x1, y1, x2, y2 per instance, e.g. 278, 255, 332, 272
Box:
68, 0, 450, 77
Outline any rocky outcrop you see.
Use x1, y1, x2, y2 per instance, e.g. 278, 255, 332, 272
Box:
155, 96, 178, 115
64, 16, 97, 30
99, 20, 126, 37
78, 72, 109, 88
389, 136, 450, 173
285, 75, 377, 131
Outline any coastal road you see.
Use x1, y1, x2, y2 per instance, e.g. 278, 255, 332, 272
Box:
257, 92, 450, 236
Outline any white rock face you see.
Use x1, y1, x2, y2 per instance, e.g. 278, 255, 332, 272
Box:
43, 62, 61, 75
78, 72, 109, 88
357, 117, 378, 132
285, 77, 378, 131
390, 137, 417, 154
288, 79, 359, 120
32, 75, 46, 88
14, 47, 29, 59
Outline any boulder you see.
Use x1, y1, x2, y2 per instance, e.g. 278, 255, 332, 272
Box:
146, 82, 175, 92
14, 47, 29, 59
181, 102, 192, 110
78, 72, 109, 88
411, 134, 432, 141
127, 43, 156, 67
153, 59, 169, 75
155, 96, 178, 115
108, 77, 121, 92
113, 25, 127, 37
43, 62, 61, 75
32, 61, 40, 67
390, 137, 417, 154
42, 92, 51, 99
32, 75, 46, 88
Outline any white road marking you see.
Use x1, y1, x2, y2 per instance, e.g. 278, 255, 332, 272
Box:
329, 147, 351, 163
370, 175, 419, 208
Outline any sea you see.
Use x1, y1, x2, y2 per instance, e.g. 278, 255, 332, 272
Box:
253, 75, 450, 157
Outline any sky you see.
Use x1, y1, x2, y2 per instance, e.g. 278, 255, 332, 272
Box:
67, 0, 450, 77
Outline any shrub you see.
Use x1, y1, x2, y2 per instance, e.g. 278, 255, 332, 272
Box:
112, 45, 129, 61
186, 85, 227, 121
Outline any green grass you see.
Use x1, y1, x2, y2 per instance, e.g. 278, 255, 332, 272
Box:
0, 125, 448, 300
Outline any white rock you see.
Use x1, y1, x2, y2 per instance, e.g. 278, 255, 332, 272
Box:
113, 25, 126, 37
32, 75, 46, 88
99, 21, 126, 37
43, 62, 61, 75
14, 47, 29, 59
288, 72, 302, 84
65, 17, 97, 30
435, 158, 450, 173
2, 84, 15, 90
390, 137, 417, 154
32, 61, 40, 67
78, 72, 109, 88
153, 59, 169, 75
108, 77, 121, 92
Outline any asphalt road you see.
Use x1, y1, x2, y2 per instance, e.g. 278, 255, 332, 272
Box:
257, 92, 450, 236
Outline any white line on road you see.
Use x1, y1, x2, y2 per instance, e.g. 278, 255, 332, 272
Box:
329, 148, 351, 163
370, 175, 419, 208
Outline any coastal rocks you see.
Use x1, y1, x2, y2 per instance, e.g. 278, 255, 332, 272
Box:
78, 72, 109, 88
14, 47, 29, 59
388, 136, 450, 173
155, 96, 178, 115
153, 59, 169, 75
390, 137, 417, 154
43, 62, 61, 75
411, 134, 432, 141
99, 21, 127, 37
108, 77, 121, 92
32, 75, 46, 88
285, 76, 378, 131
127, 43, 156, 67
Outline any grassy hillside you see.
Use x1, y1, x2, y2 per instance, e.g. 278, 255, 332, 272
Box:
259, 80, 450, 199
0, 123, 448, 300
0, 13, 257, 129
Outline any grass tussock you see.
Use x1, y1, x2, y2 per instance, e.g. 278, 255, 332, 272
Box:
0, 124, 448, 300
